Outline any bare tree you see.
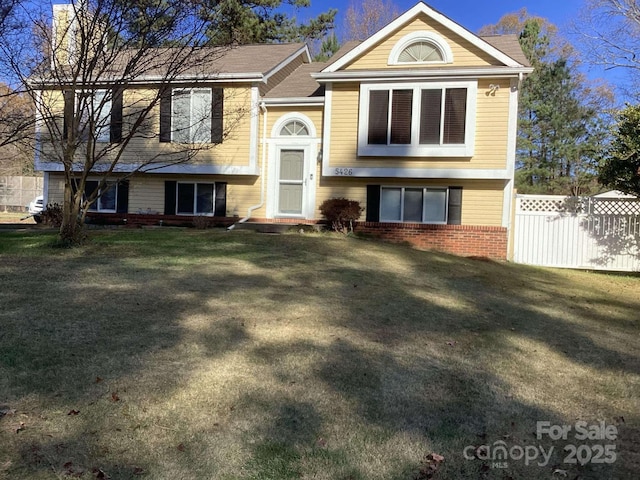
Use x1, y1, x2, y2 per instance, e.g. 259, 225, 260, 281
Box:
343, 0, 400, 41
576, 0, 640, 98
0, 0, 244, 243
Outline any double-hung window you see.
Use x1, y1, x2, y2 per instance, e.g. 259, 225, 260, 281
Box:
172, 89, 212, 143
359, 81, 476, 157
85, 180, 117, 212
176, 182, 215, 215
160, 87, 223, 144
380, 187, 448, 224
64, 89, 123, 143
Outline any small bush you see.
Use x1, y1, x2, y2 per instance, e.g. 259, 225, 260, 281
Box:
192, 215, 214, 229
319, 198, 363, 233
40, 203, 63, 227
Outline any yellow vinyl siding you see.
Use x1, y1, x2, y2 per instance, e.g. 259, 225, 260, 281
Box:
47, 173, 263, 218
40, 85, 255, 169
315, 178, 505, 226
264, 106, 323, 138
47, 174, 65, 205
327, 79, 511, 170
345, 14, 498, 70
129, 175, 261, 217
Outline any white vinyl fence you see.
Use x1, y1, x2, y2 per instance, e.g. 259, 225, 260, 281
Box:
514, 194, 640, 272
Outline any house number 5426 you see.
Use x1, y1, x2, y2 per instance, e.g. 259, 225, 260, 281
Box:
334, 168, 353, 176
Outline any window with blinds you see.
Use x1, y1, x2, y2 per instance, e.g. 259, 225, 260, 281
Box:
363, 85, 469, 150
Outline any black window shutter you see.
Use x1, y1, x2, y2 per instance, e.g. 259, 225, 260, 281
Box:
63, 90, 75, 140
164, 180, 177, 215
159, 88, 172, 143
214, 182, 227, 217
366, 185, 381, 222
447, 187, 463, 225
212, 88, 224, 144
116, 179, 129, 213
110, 88, 123, 143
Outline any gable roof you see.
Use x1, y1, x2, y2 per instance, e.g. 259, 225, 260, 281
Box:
264, 63, 325, 99
322, 2, 528, 73
481, 34, 530, 67
34, 43, 310, 85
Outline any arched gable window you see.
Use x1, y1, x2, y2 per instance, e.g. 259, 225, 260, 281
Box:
388, 31, 453, 65
280, 120, 309, 137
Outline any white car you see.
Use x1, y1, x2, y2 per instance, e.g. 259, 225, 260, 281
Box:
28, 195, 44, 215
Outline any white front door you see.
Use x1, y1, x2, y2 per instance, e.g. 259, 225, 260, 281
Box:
267, 114, 318, 220
277, 148, 306, 216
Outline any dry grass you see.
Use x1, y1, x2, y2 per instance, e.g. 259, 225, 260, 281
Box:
0, 228, 638, 479
0, 212, 35, 224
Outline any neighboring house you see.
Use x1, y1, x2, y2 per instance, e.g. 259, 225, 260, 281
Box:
37, 2, 532, 259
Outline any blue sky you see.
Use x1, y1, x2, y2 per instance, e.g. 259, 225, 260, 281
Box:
296, 0, 622, 98
298, 0, 584, 36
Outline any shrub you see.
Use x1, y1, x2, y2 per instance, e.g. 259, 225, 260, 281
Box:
192, 215, 214, 229
319, 198, 363, 233
40, 203, 63, 228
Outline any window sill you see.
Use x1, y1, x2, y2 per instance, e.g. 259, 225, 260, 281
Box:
358, 144, 474, 158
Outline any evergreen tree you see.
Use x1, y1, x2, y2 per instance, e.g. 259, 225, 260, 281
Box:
483, 14, 611, 195
200, 0, 336, 45
599, 104, 640, 196
314, 32, 339, 62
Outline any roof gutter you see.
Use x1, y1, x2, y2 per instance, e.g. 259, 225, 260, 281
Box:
312, 67, 534, 82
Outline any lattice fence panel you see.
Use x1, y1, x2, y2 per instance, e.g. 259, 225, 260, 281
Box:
589, 198, 640, 215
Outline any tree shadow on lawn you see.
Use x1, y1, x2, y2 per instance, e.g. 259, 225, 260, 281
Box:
0, 231, 638, 479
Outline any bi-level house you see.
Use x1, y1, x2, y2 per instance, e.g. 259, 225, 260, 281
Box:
37, 2, 532, 258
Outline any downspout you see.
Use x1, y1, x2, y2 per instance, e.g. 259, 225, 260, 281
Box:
227, 101, 268, 230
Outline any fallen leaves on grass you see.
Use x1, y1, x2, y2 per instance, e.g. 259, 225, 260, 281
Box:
92, 467, 110, 479
63, 461, 84, 477
177, 443, 185, 452
111, 392, 120, 402
0, 407, 16, 418
95, 377, 103, 383
415, 453, 445, 479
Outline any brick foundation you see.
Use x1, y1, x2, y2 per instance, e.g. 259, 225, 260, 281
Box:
354, 222, 508, 259
85, 212, 236, 228
84, 214, 507, 259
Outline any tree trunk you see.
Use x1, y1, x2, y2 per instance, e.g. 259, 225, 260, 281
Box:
59, 180, 84, 245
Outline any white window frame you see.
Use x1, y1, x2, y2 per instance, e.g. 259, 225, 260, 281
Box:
380, 186, 449, 224
388, 31, 454, 65
358, 80, 477, 158
86, 180, 117, 213
175, 182, 216, 216
171, 88, 212, 144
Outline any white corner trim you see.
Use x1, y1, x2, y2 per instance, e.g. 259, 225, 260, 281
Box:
506, 77, 519, 179
322, 3, 523, 73
387, 31, 454, 65
43, 172, 50, 205
502, 179, 513, 229
321, 84, 332, 177
249, 85, 260, 174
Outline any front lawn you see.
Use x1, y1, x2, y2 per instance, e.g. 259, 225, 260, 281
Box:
0, 229, 638, 479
